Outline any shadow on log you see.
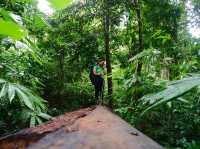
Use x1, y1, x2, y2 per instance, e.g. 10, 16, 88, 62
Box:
0, 106, 163, 149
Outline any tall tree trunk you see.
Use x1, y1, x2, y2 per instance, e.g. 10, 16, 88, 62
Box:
130, 0, 144, 100
104, 0, 113, 108
57, 48, 65, 99
134, 0, 143, 76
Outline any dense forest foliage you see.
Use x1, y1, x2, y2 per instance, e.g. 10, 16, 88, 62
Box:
0, 0, 200, 148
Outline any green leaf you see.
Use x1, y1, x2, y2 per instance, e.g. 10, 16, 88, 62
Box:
33, 97, 47, 111
33, 14, 51, 28
30, 116, 36, 127
17, 0, 33, 3
141, 76, 200, 116
129, 48, 160, 62
48, 0, 72, 10
24, 38, 43, 65
0, 79, 6, 84
38, 112, 52, 120
152, 29, 162, 38
167, 101, 172, 108
0, 79, 48, 119
177, 97, 190, 104
12, 0, 33, 3
16, 84, 48, 111
36, 116, 43, 125
16, 88, 34, 110
0, 19, 25, 40
0, 9, 15, 22
8, 84, 15, 103
0, 83, 8, 98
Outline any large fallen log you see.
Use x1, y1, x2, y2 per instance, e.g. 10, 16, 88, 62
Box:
0, 106, 163, 149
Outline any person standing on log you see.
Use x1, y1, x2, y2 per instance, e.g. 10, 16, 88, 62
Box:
90, 58, 106, 104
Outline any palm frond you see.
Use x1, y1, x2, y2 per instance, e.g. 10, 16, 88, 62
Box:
8, 83, 16, 102
0, 78, 50, 126
141, 76, 200, 116
129, 48, 160, 62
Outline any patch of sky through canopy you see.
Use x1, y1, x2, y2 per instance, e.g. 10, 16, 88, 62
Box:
36, 0, 200, 38
186, 0, 200, 38
37, 0, 54, 16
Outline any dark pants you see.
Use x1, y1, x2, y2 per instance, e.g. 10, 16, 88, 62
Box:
94, 76, 104, 102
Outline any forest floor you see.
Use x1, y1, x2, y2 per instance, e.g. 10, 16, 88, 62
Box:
0, 106, 163, 149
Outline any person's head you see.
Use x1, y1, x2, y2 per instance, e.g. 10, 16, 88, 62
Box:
98, 58, 106, 67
